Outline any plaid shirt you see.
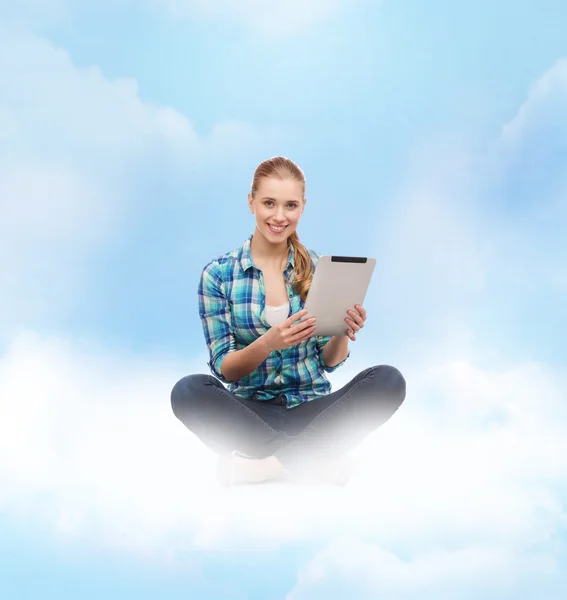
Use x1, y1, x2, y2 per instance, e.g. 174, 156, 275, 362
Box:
198, 234, 349, 408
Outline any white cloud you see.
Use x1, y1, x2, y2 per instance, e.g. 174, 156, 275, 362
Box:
500, 57, 567, 146
279, 360, 567, 598
156, 0, 349, 37
0, 26, 188, 330
287, 539, 564, 599
488, 59, 567, 313
1, 330, 566, 570
0, 27, 277, 335
369, 59, 567, 370
0, 331, 360, 558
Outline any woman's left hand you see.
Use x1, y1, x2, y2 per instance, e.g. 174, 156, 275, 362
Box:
345, 304, 366, 341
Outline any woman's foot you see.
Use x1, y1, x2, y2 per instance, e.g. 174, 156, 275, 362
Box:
216, 452, 289, 485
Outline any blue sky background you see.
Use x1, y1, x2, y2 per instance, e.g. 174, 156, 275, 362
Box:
1, 1, 566, 598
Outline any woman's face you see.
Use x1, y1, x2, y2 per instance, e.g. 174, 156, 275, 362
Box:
248, 177, 305, 244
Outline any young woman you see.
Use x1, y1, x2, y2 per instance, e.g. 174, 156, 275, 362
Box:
171, 156, 406, 485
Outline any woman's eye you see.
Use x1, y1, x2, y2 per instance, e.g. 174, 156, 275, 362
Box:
263, 202, 298, 208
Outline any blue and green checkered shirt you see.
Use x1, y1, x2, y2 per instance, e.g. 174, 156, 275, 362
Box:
198, 234, 349, 408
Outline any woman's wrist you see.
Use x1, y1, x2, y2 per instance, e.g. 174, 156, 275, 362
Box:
221, 334, 274, 382
259, 329, 276, 354
322, 335, 349, 367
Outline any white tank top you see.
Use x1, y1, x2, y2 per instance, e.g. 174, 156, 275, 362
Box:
265, 301, 289, 327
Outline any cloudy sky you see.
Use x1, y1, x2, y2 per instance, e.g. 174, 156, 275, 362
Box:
1, 0, 566, 598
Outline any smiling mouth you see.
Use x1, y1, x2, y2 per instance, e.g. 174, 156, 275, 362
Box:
267, 224, 287, 233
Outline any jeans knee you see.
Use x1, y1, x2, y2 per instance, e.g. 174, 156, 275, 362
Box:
369, 365, 406, 400
170, 373, 211, 417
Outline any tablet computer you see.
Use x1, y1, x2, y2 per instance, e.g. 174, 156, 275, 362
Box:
303, 255, 376, 337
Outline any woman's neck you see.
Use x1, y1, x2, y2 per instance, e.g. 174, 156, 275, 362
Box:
250, 231, 289, 270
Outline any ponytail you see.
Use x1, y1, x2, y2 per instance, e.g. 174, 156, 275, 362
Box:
287, 231, 314, 302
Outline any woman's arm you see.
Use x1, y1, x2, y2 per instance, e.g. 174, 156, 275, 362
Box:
199, 264, 237, 382
221, 310, 314, 382
220, 336, 273, 382
321, 334, 349, 368
199, 263, 273, 383
223, 330, 348, 382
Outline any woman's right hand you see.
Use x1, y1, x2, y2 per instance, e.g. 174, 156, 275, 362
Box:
263, 309, 316, 352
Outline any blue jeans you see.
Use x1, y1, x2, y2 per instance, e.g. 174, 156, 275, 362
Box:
171, 365, 406, 478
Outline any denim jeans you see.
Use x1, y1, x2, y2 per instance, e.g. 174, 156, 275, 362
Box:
171, 365, 406, 478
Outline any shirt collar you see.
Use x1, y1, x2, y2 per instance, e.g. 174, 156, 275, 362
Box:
239, 233, 295, 272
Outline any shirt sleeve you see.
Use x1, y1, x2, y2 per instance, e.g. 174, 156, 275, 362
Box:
198, 262, 235, 382
315, 335, 350, 372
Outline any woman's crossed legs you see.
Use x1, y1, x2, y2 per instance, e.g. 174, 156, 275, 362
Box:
170, 365, 406, 484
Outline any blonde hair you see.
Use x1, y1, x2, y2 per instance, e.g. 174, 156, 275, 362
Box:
250, 156, 313, 301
